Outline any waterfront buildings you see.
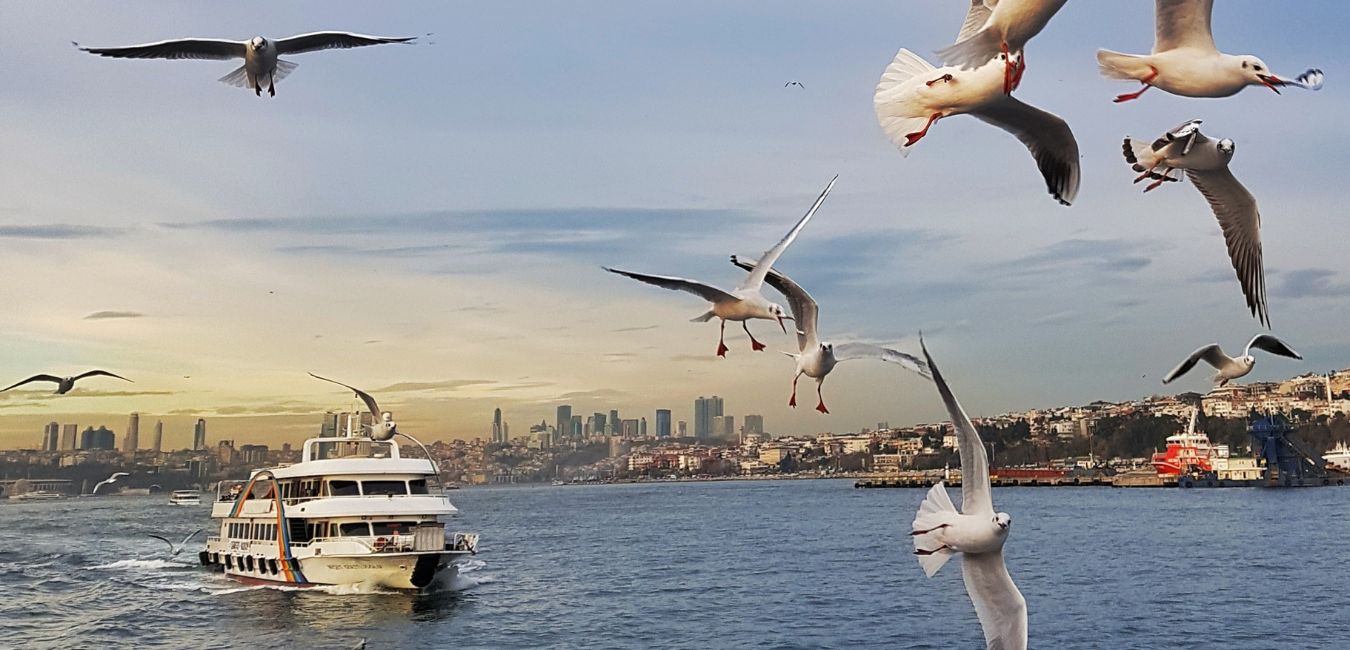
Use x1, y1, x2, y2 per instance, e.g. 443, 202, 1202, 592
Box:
123, 412, 139, 452
744, 415, 764, 436
42, 422, 59, 452
556, 405, 572, 442
655, 409, 671, 438
694, 396, 723, 440
193, 418, 207, 451
152, 421, 163, 454
61, 424, 77, 451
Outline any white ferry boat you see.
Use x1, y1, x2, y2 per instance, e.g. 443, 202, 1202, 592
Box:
200, 431, 478, 590
8, 490, 66, 501
169, 490, 202, 505
1324, 441, 1350, 471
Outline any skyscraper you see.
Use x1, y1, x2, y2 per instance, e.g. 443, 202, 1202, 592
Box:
621, 418, 639, 438
694, 396, 723, 440
570, 415, 582, 438
744, 414, 765, 435
81, 426, 115, 450
61, 424, 78, 450
677, 420, 687, 437
593, 413, 606, 437
556, 405, 572, 441
43, 422, 59, 451
152, 420, 164, 453
492, 408, 504, 444
123, 412, 140, 452
639, 417, 647, 438
320, 412, 339, 438
193, 419, 207, 451
655, 409, 672, 438
608, 410, 620, 436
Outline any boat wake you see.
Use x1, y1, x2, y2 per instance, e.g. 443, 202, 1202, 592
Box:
91, 558, 193, 571
448, 558, 492, 591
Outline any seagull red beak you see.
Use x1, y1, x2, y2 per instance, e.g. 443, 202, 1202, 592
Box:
1258, 74, 1282, 93
778, 315, 788, 333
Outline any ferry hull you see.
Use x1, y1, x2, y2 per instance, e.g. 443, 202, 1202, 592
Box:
208, 551, 462, 590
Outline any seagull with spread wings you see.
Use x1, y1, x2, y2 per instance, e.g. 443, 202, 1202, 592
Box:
604, 176, 835, 357
1123, 120, 1269, 326
873, 47, 1079, 206
148, 529, 203, 557
912, 338, 1027, 650
1098, 0, 1322, 102
1, 370, 131, 395
729, 256, 929, 413
75, 31, 417, 96
309, 373, 397, 440
1161, 334, 1301, 386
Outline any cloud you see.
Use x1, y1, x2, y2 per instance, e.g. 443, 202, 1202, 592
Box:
1030, 310, 1079, 327
1277, 268, 1350, 299
612, 325, 659, 333
376, 379, 497, 393
988, 238, 1161, 279
0, 389, 174, 401
0, 224, 126, 239
83, 310, 144, 320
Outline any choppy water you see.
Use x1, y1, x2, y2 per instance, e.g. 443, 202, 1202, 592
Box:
2, 480, 1348, 649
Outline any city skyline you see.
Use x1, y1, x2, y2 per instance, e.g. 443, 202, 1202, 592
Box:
1, 2, 1348, 449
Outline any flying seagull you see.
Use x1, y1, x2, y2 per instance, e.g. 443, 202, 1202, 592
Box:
1123, 120, 1268, 326
912, 337, 1027, 650
785, 81, 805, 88
1, 370, 131, 395
1098, 0, 1323, 102
937, 0, 1071, 94
149, 528, 203, 557
604, 176, 836, 357
309, 373, 397, 440
75, 32, 417, 96
873, 48, 1080, 206
1161, 334, 1301, 386
730, 256, 930, 413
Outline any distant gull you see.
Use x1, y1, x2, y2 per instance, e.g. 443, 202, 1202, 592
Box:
937, 0, 1071, 94
1123, 120, 1268, 326
1, 370, 131, 395
911, 337, 1026, 650
604, 176, 836, 357
1161, 334, 1301, 386
309, 373, 397, 440
784, 81, 805, 88
730, 255, 929, 413
74, 32, 417, 96
92, 471, 131, 495
149, 528, 202, 557
873, 49, 1080, 206
1098, 0, 1323, 102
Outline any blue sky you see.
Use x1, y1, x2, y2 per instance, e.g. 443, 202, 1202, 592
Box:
0, 1, 1346, 446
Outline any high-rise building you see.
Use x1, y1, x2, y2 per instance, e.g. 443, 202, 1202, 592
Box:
677, 420, 687, 437
123, 412, 140, 452
608, 410, 620, 436
655, 409, 672, 438
320, 412, 340, 438
570, 415, 583, 438
193, 419, 207, 450
593, 413, 607, 437
61, 424, 78, 450
152, 420, 164, 453
491, 408, 505, 444
80, 426, 115, 450
712, 415, 736, 440
744, 415, 765, 435
217, 440, 236, 465
694, 396, 723, 440
556, 405, 572, 441
43, 422, 59, 451
621, 418, 639, 439
239, 444, 268, 465
639, 417, 648, 438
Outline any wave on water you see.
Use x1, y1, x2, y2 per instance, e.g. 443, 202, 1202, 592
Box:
448, 558, 492, 591
91, 558, 193, 571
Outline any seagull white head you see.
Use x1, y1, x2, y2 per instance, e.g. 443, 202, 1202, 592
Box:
1236, 55, 1281, 92
995, 512, 1012, 530
1217, 138, 1236, 157
251, 36, 267, 49
769, 303, 790, 333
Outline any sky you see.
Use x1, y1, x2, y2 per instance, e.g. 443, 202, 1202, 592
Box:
1, 1, 1348, 449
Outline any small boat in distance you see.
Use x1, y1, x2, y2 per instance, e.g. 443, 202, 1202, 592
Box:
169, 490, 202, 506
8, 490, 66, 501
201, 425, 478, 590
1324, 441, 1350, 471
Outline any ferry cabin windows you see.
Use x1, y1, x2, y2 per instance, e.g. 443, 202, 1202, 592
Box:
335, 522, 371, 537
227, 521, 278, 540
362, 480, 406, 496
371, 521, 420, 536
327, 480, 360, 497
409, 479, 429, 494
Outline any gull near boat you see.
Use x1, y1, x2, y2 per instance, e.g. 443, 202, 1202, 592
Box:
200, 430, 478, 590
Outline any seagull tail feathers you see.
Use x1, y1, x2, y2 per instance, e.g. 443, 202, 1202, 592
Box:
217, 65, 250, 88
913, 482, 958, 577
875, 48, 936, 95
934, 29, 1000, 69
690, 310, 717, 323
1122, 137, 1153, 173
274, 59, 299, 82
1096, 49, 1149, 81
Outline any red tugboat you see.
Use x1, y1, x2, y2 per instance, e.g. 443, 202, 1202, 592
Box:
1150, 410, 1228, 477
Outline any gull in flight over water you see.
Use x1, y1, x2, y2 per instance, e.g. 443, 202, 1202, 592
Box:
784, 81, 805, 88
873, 48, 1079, 206
604, 176, 836, 357
937, 0, 1071, 94
1161, 334, 1301, 386
92, 472, 131, 495
1098, 0, 1323, 102
1, 370, 131, 395
729, 255, 929, 413
309, 373, 397, 440
75, 32, 417, 96
149, 529, 203, 557
1123, 120, 1268, 326
912, 338, 1026, 650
